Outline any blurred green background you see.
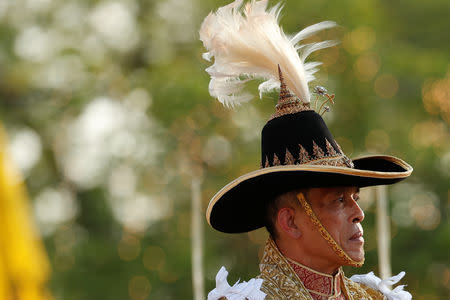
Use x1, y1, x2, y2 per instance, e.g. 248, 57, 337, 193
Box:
0, 0, 449, 299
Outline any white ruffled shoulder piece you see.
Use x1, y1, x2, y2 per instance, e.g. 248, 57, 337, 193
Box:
207, 266, 266, 300
350, 271, 412, 300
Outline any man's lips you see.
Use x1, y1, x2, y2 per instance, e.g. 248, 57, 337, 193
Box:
350, 231, 364, 242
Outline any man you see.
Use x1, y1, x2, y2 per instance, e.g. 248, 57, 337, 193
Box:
267, 187, 365, 274
200, 1, 413, 299
258, 187, 372, 299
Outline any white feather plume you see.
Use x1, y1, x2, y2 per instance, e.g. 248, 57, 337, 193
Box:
199, 0, 337, 107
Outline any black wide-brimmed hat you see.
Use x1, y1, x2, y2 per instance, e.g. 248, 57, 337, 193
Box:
206, 70, 412, 233
200, 0, 412, 233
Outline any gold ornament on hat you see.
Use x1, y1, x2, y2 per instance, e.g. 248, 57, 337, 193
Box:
269, 66, 311, 120
313, 85, 336, 116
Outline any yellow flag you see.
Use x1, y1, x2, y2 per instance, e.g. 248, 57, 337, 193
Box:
0, 124, 53, 300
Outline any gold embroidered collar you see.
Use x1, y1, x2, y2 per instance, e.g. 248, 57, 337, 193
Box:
260, 237, 346, 300
286, 258, 342, 299
258, 237, 386, 300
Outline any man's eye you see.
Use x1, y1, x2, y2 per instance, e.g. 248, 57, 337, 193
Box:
337, 197, 344, 203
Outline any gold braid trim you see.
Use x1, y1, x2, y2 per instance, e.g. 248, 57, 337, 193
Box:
296, 193, 364, 268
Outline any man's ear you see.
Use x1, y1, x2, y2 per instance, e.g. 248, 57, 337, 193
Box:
277, 207, 302, 239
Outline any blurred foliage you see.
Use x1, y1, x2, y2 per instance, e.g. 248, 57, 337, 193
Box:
0, 0, 449, 299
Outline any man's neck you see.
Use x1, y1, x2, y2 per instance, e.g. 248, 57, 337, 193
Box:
275, 237, 341, 275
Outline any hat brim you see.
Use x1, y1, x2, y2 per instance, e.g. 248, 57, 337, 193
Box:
206, 155, 412, 233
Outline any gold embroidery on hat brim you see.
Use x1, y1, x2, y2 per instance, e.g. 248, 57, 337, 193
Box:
273, 153, 281, 166
308, 155, 353, 168
296, 192, 364, 268
312, 140, 325, 158
264, 155, 270, 168
263, 137, 353, 168
267, 154, 352, 168
335, 141, 343, 154
325, 138, 338, 156
298, 144, 311, 164
284, 148, 295, 165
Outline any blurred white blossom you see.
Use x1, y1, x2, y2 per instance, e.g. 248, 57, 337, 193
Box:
109, 193, 171, 232
34, 187, 79, 236
9, 127, 42, 176
14, 26, 60, 62
89, 1, 139, 52
59, 96, 163, 188
33, 54, 88, 90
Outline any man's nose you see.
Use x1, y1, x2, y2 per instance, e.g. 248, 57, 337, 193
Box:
350, 199, 365, 223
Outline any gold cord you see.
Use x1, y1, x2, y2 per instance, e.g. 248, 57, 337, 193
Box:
296, 192, 364, 267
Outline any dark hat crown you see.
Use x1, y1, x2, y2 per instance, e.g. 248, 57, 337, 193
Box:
260, 66, 353, 169
261, 111, 354, 169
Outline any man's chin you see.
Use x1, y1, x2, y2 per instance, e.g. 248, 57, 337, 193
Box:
345, 249, 365, 264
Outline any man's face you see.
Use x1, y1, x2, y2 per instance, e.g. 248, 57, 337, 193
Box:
299, 186, 365, 264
